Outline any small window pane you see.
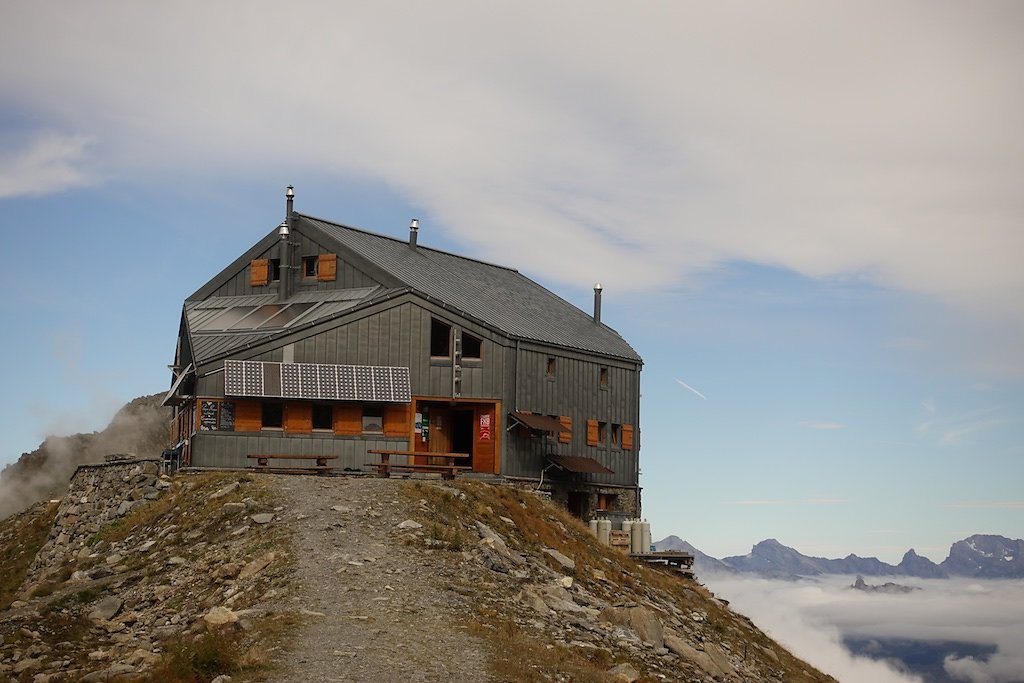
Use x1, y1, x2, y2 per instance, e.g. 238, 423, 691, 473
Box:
262, 402, 283, 429
303, 256, 318, 278
431, 319, 451, 357
463, 333, 482, 359
362, 406, 384, 433
312, 404, 333, 430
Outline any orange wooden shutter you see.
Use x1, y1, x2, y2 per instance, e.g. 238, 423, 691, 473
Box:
285, 403, 312, 433
333, 404, 361, 436
622, 424, 634, 450
317, 253, 337, 282
250, 259, 269, 286
559, 416, 572, 444
383, 404, 410, 437
586, 419, 600, 446
234, 400, 262, 431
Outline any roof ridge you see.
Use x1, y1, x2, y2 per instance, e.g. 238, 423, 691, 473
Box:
297, 212, 519, 274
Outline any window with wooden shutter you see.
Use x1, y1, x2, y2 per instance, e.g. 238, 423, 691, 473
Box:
250, 259, 269, 286
285, 403, 312, 433
622, 424, 634, 450
234, 400, 262, 431
317, 253, 337, 282
333, 404, 361, 436
383, 404, 410, 438
559, 416, 572, 444
586, 419, 600, 446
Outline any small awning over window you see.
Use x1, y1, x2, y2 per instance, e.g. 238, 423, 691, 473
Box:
509, 411, 569, 434
547, 454, 614, 474
161, 363, 194, 407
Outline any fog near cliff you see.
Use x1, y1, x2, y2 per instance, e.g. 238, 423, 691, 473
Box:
704, 574, 1024, 683
0, 394, 167, 520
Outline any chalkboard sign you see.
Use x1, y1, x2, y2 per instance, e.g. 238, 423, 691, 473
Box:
200, 400, 218, 431
219, 402, 235, 431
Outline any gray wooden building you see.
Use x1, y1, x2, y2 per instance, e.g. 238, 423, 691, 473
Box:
164, 187, 644, 518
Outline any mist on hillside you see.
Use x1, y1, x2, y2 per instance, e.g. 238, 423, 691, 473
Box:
702, 574, 1024, 683
0, 394, 168, 519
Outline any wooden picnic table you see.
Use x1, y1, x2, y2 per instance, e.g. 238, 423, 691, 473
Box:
365, 449, 471, 480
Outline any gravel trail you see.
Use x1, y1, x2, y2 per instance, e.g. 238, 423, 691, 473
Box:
267, 474, 493, 683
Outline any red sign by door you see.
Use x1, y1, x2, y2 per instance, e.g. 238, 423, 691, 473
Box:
479, 413, 491, 441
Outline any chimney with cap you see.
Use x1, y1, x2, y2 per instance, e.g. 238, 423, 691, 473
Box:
409, 218, 419, 249
593, 283, 603, 324
279, 185, 294, 301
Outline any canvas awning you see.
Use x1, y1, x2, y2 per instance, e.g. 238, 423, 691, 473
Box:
509, 411, 569, 434
547, 454, 614, 474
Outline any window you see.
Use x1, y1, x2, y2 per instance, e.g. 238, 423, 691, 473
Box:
269, 258, 281, 281
611, 423, 622, 448
303, 255, 318, 278
431, 319, 452, 357
546, 357, 556, 379
463, 332, 482, 360
312, 404, 333, 430
598, 421, 608, 444
362, 406, 384, 433
261, 402, 283, 429
600, 367, 609, 388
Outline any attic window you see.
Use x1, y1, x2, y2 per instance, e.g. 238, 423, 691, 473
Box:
269, 258, 281, 282
303, 256, 318, 278
431, 319, 452, 357
600, 367, 609, 388
463, 333, 482, 360
546, 357, 556, 379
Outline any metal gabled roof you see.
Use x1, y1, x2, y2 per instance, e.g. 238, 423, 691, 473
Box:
300, 214, 642, 362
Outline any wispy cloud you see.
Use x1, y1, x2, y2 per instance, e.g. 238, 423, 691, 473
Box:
800, 421, 844, 430
673, 377, 707, 400
944, 501, 1024, 510
0, 131, 94, 199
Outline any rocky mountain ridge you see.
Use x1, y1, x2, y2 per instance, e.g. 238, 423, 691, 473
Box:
655, 534, 1024, 579
1, 461, 838, 682
0, 394, 169, 521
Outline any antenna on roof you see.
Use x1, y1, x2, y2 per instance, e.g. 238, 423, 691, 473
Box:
409, 218, 419, 249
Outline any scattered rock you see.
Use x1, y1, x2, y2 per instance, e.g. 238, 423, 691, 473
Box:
88, 596, 123, 622
543, 547, 576, 571
203, 606, 240, 628
250, 513, 274, 524
396, 519, 423, 530
608, 662, 641, 682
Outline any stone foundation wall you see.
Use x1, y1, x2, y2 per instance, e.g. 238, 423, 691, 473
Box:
23, 455, 170, 586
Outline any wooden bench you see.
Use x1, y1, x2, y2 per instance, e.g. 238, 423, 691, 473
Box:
247, 454, 338, 474
366, 449, 471, 480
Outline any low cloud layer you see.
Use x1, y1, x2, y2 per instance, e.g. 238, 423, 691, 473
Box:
2, 2, 1023, 372
705, 575, 1024, 683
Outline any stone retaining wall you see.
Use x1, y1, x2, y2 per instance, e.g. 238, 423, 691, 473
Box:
23, 455, 170, 587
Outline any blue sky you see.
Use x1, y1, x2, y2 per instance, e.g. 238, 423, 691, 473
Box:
1, 1, 1022, 563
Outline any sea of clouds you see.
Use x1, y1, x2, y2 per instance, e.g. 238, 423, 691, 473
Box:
703, 574, 1024, 683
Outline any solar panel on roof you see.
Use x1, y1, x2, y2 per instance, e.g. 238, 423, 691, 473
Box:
223, 360, 411, 402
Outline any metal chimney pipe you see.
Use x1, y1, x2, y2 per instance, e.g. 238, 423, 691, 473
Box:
279, 185, 294, 301
593, 283, 603, 324
409, 218, 419, 249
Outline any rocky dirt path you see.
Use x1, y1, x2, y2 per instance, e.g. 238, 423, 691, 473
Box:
266, 474, 493, 683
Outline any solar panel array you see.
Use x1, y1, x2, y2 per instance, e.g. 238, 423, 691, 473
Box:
224, 360, 411, 402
